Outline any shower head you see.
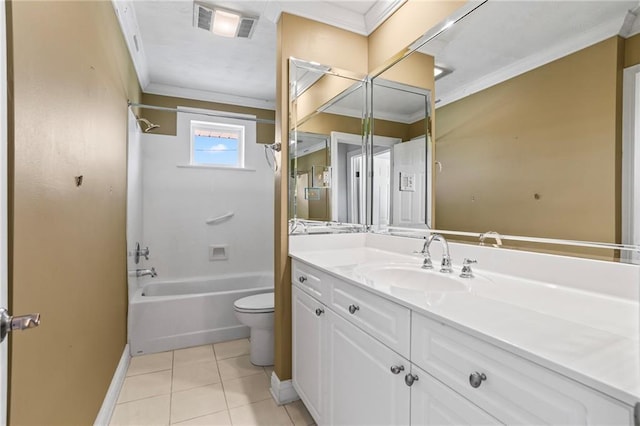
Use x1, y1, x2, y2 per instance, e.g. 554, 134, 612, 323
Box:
136, 117, 160, 133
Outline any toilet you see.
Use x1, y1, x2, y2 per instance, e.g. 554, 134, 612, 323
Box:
233, 292, 275, 366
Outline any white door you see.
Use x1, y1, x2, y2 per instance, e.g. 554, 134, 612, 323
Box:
392, 138, 427, 226
622, 64, 640, 264
325, 309, 410, 426
291, 287, 324, 424
410, 364, 502, 425
373, 151, 391, 226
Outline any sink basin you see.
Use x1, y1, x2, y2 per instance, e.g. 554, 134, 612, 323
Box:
353, 263, 469, 292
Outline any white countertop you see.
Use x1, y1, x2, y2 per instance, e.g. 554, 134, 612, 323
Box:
289, 234, 640, 407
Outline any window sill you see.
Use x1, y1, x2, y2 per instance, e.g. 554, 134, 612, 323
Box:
177, 164, 256, 172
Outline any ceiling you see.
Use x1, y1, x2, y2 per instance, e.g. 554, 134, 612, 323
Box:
113, 0, 406, 110
115, 0, 640, 113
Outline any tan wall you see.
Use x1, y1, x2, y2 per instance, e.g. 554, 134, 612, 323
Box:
8, 1, 140, 424
435, 37, 622, 244
275, 13, 368, 381
140, 93, 275, 143
368, 0, 466, 72
625, 33, 640, 68
295, 74, 364, 124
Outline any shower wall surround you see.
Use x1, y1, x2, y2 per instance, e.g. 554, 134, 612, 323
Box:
141, 109, 274, 281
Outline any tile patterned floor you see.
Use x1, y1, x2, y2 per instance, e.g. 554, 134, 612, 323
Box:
110, 338, 315, 426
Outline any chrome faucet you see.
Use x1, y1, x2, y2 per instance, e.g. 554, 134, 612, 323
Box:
460, 258, 477, 278
417, 234, 453, 273
135, 267, 157, 278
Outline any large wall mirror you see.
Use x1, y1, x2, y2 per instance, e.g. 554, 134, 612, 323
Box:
289, 58, 369, 232
370, 0, 640, 262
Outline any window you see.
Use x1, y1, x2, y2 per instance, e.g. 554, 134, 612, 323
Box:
190, 121, 245, 168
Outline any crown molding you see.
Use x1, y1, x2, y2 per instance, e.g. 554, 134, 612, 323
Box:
144, 83, 276, 111
436, 13, 628, 108
365, 0, 407, 34
112, 1, 150, 89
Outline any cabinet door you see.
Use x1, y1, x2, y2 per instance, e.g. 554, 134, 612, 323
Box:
292, 286, 324, 423
325, 309, 409, 426
410, 364, 503, 426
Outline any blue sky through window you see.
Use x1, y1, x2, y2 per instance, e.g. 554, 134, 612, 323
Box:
193, 135, 238, 166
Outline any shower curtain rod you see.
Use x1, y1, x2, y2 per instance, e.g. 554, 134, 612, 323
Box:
128, 101, 276, 124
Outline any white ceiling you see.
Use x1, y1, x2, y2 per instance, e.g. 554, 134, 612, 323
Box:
115, 0, 640, 113
114, 0, 405, 110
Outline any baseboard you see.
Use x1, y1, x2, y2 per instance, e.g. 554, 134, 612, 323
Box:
94, 344, 130, 426
269, 371, 299, 405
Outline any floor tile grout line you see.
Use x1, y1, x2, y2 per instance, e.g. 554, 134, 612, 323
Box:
169, 349, 175, 424
169, 406, 230, 426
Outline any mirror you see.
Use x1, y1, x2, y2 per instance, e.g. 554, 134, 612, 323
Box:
288, 58, 368, 231
372, 0, 640, 261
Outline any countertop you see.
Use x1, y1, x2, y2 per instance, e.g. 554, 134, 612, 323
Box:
289, 242, 640, 407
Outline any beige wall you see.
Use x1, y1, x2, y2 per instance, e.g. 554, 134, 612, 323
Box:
275, 13, 368, 380
140, 93, 275, 144
8, 1, 140, 424
624, 33, 640, 68
435, 37, 622, 245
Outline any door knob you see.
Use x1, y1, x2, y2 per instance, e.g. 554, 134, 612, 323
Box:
0, 308, 41, 343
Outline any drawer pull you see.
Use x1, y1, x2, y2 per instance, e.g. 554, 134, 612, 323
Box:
390, 365, 405, 375
404, 373, 419, 387
469, 372, 487, 388
315, 308, 324, 316
348, 304, 360, 314
298, 276, 307, 283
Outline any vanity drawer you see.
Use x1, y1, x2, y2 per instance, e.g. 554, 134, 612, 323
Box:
292, 260, 329, 304
411, 313, 632, 425
329, 278, 410, 358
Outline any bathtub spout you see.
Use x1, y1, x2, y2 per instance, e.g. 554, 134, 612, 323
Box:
135, 267, 157, 278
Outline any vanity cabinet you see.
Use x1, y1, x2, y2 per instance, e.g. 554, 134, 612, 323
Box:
291, 259, 633, 426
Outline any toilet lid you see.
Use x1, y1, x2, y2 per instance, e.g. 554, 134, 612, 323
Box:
234, 292, 274, 312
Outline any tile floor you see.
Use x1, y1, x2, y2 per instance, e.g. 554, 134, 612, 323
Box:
110, 338, 315, 426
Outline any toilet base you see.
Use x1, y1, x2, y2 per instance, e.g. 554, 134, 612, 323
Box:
249, 327, 274, 366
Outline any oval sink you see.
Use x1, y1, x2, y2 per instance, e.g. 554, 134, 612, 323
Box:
353, 263, 469, 292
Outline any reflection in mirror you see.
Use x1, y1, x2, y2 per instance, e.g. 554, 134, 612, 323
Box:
393, 0, 640, 261
288, 58, 368, 233
370, 52, 434, 231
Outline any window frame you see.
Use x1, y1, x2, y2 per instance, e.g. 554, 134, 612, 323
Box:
189, 120, 246, 168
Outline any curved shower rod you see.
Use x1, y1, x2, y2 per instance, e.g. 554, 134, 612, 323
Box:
128, 101, 276, 124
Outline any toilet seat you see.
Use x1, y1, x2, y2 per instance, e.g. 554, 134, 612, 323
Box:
234, 292, 274, 313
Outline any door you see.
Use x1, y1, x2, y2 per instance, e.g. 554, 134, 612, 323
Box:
325, 309, 409, 426
410, 364, 502, 425
291, 287, 324, 424
392, 138, 427, 226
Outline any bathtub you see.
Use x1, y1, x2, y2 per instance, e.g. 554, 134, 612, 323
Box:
128, 272, 273, 356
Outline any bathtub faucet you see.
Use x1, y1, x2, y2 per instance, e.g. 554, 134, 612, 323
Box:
136, 267, 157, 278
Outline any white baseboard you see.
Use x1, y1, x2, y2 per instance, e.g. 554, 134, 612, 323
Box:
94, 344, 130, 425
269, 371, 299, 405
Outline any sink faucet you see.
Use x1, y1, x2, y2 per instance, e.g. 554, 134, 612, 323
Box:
135, 267, 157, 278
417, 234, 453, 273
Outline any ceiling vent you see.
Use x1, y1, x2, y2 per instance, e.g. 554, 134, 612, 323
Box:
194, 3, 257, 39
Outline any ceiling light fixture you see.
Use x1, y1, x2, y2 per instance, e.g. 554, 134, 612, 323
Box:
434, 65, 452, 80
194, 2, 258, 39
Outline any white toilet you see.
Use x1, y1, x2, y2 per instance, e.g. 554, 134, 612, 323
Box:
233, 292, 275, 366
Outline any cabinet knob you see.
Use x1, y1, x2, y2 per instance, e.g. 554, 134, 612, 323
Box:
404, 373, 419, 387
469, 371, 487, 388
315, 308, 324, 316
298, 276, 307, 283
390, 365, 405, 375
348, 304, 360, 314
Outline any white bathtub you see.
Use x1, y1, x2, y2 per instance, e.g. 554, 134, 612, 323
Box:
128, 272, 273, 356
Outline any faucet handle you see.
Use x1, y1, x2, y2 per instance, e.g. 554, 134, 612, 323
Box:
460, 258, 477, 278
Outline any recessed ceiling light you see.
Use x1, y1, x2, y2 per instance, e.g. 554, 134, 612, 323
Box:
212, 9, 241, 37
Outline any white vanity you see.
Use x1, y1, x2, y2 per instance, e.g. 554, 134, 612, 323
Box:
289, 233, 640, 425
